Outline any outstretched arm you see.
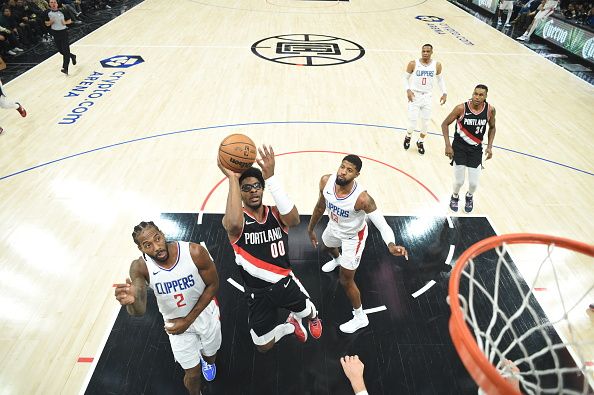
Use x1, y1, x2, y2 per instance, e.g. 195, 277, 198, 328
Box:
307, 175, 330, 248
257, 145, 300, 227
219, 157, 244, 241
165, 244, 219, 335
357, 192, 408, 259
114, 258, 149, 316
340, 355, 368, 394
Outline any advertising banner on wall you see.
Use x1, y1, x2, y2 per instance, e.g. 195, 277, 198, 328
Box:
535, 17, 594, 65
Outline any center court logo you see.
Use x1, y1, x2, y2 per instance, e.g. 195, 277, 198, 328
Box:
59, 55, 144, 125
415, 16, 474, 46
251, 34, 365, 66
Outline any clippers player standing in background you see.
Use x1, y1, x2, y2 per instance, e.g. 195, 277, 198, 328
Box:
115, 221, 221, 395
441, 84, 497, 213
219, 145, 322, 353
403, 44, 447, 155
307, 155, 408, 334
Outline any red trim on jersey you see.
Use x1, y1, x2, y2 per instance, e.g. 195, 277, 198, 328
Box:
232, 244, 292, 277
269, 206, 289, 234
467, 100, 486, 115
456, 119, 482, 144
243, 206, 268, 224
354, 225, 367, 254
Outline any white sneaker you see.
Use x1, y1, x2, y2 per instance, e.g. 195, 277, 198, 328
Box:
339, 312, 369, 333
497, 19, 502, 25
516, 35, 527, 41
321, 257, 340, 273
14, 47, 24, 52
7, 50, 16, 55
504, 23, 511, 27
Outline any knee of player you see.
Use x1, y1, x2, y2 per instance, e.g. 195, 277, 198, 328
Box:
339, 273, 355, 287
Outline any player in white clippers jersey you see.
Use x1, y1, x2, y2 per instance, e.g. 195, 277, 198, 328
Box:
403, 44, 447, 155
517, 0, 559, 41
115, 221, 221, 395
219, 145, 322, 353
307, 155, 408, 334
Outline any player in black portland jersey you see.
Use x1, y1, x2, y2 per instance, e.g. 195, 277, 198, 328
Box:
441, 84, 497, 213
219, 145, 322, 353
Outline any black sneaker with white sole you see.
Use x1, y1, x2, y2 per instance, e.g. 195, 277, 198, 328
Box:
404, 136, 411, 150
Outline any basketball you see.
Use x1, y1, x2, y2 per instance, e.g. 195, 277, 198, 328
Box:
218, 134, 257, 173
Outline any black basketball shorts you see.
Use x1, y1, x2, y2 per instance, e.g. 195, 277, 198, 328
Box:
245, 275, 309, 337
453, 139, 483, 168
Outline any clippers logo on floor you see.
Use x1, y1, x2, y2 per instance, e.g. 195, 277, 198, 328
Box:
415, 16, 474, 46
252, 34, 365, 66
58, 55, 145, 125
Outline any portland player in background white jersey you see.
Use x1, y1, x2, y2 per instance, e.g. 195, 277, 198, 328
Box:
115, 221, 221, 395
403, 44, 447, 155
307, 155, 408, 334
517, 0, 559, 41
219, 145, 322, 353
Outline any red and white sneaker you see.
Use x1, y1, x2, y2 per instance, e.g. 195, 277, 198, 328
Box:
286, 313, 307, 342
308, 316, 322, 339
16, 103, 26, 117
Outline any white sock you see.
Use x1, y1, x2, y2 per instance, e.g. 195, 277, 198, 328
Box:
354, 306, 365, 317
274, 323, 294, 342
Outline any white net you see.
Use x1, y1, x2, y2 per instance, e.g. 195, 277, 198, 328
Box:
457, 242, 594, 395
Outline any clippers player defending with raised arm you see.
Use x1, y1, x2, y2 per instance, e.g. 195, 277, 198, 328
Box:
441, 84, 497, 213
403, 44, 447, 155
115, 221, 221, 395
219, 145, 322, 353
307, 155, 408, 334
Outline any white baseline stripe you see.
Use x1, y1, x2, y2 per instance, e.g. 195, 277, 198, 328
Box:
227, 277, 245, 293
78, 305, 121, 395
412, 281, 436, 298
363, 305, 387, 314
445, 245, 455, 266
447, 215, 454, 229
197, 211, 204, 225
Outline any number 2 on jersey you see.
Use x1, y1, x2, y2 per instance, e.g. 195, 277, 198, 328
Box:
174, 293, 186, 308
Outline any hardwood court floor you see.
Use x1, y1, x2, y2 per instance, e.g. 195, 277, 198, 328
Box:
0, 0, 592, 394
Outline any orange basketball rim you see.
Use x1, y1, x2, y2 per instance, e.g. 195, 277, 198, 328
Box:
448, 233, 594, 395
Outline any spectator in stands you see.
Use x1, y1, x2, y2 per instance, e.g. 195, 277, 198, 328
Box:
587, 6, 594, 25
564, 3, 577, 18
0, 7, 24, 55
5, 3, 34, 45
512, 0, 542, 30
517, 0, 559, 41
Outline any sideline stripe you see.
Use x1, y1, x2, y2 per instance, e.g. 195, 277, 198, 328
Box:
363, 305, 387, 314
78, 305, 121, 395
445, 245, 455, 266
412, 281, 436, 298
